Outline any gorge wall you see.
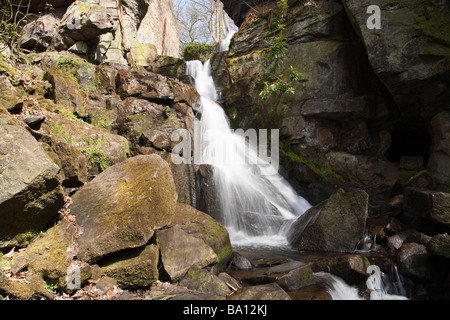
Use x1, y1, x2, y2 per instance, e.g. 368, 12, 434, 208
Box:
217, 0, 450, 205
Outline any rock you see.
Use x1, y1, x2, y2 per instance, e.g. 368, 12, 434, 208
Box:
43, 114, 130, 176
157, 225, 218, 281
310, 254, 371, 286
179, 267, 232, 297
0, 110, 64, 249
342, 0, 450, 118
0, 76, 24, 112
287, 188, 369, 252
27, 220, 78, 287
52, 2, 117, 51
70, 154, 177, 262
168, 203, 232, 272
20, 13, 61, 52
99, 243, 160, 288
43, 69, 84, 115
145, 281, 224, 300
229, 251, 252, 270
227, 283, 291, 300
404, 188, 450, 227
95, 276, 118, 294
427, 233, 450, 259
0, 272, 53, 300
275, 264, 315, 291
428, 111, 450, 184
117, 68, 174, 101
397, 242, 431, 280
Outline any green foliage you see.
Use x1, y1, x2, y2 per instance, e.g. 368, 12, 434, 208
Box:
182, 42, 216, 61
81, 136, 111, 171
0, 1, 34, 52
255, 0, 307, 100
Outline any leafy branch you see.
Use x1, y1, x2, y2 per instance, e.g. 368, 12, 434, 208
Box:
0, 0, 35, 53
254, 0, 307, 100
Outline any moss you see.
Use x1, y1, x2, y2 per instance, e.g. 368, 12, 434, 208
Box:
282, 149, 345, 182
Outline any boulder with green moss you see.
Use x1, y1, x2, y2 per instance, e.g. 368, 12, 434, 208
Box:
70, 154, 177, 263
287, 188, 369, 252
41, 114, 130, 176
0, 109, 64, 250
169, 202, 232, 272
27, 220, 78, 288
99, 242, 160, 288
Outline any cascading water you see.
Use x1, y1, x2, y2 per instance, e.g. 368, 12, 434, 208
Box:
186, 40, 311, 247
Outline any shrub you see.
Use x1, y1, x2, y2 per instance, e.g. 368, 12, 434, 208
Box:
182, 42, 216, 61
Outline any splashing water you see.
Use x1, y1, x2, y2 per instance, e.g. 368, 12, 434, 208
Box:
186, 37, 311, 247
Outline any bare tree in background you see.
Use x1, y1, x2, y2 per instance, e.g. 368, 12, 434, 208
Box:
174, 0, 234, 47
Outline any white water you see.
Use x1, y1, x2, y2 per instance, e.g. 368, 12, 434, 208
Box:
186, 41, 311, 247
316, 271, 409, 300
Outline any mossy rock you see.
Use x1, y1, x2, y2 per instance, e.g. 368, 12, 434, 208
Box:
27, 220, 78, 288
169, 203, 233, 272
99, 243, 160, 288
0, 111, 64, 250
70, 154, 178, 263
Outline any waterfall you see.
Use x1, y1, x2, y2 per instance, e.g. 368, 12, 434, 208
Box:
185, 37, 311, 247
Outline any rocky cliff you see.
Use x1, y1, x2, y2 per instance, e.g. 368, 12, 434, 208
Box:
20, 0, 180, 65
218, 0, 450, 205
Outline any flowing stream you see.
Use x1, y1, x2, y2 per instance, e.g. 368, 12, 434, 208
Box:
185, 34, 408, 300
186, 51, 311, 247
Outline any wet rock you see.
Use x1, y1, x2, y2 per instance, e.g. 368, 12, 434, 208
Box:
404, 188, 450, 227
157, 225, 218, 281
287, 188, 369, 252
428, 111, 450, 184
70, 154, 177, 263
275, 264, 315, 291
0, 110, 64, 249
227, 283, 291, 300
229, 251, 252, 270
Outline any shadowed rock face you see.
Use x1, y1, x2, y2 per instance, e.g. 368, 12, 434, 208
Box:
221, 0, 277, 27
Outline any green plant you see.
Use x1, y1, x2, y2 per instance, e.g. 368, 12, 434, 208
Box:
81, 136, 111, 171
254, 0, 307, 100
182, 42, 216, 61
0, 0, 34, 53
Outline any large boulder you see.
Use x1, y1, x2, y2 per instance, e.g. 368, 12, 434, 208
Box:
27, 220, 78, 287
287, 188, 369, 252
98, 242, 160, 288
70, 154, 178, 263
404, 188, 450, 227
168, 202, 232, 272
0, 109, 64, 249
157, 225, 218, 281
